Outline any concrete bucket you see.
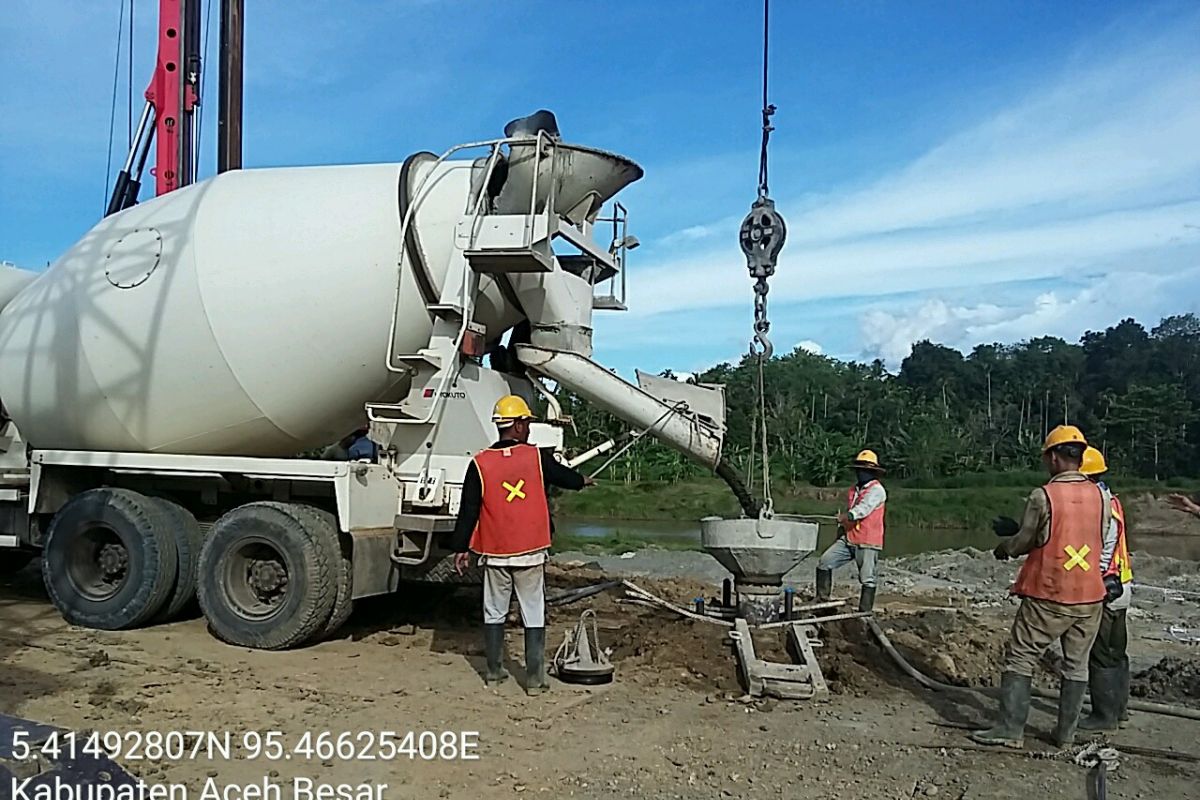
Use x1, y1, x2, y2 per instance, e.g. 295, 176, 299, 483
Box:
700, 515, 819, 594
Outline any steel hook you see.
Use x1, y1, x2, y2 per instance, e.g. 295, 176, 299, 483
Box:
750, 330, 774, 360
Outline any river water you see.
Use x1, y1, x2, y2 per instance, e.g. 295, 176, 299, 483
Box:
558, 518, 1200, 560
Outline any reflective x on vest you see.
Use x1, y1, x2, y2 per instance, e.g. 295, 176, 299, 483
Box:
469, 444, 552, 557
1012, 480, 1106, 605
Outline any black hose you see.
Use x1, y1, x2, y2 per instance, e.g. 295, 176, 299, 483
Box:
716, 459, 762, 518
863, 616, 1200, 721
547, 581, 622, 607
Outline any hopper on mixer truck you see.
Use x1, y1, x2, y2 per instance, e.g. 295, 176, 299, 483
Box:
0, 1, 734, 650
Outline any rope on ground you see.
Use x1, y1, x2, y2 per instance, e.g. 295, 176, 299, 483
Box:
862, 615, 1200, 721
620, 580, 733, 627
756, 610, 872, 629
1130, 581, 1200, 599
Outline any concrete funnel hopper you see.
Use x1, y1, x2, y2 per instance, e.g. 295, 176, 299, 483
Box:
497, 113, 643, 223
701, 516, 819, 592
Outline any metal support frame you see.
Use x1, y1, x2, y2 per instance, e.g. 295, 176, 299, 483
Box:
105, 0, 205, 215
217, 0, 244, 173
730, 617, 828, 700
144, 0, 201, 196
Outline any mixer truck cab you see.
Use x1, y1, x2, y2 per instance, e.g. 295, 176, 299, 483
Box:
0, 114, 730, 650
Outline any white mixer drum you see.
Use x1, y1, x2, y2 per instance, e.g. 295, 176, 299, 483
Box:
0, 162, 493, 456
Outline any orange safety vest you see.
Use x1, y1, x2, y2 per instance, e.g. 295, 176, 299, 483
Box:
845, 480, 886, 548
1105, 495, 1133, 584
468, 444, 552, 557
1012, 480, 1106, 604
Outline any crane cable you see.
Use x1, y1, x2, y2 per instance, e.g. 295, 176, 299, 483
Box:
755, 0, 774, 201
103, 0, 129, 212
195, 0, 215, 176
757, 353, 773, 516
739, 0, 787, 518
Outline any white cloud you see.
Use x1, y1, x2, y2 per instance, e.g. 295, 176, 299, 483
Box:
859, 263, 1200, 366
621, 9, 1200, 365
796, 340, 824, 355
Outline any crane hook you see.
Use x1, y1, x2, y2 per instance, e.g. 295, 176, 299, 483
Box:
741, 196, 786, 361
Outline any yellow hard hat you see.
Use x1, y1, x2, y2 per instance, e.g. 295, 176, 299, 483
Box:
491, 394, 535, 424
1042, 424, 1087, 452
851, 449, 884, 471
1080, 446, 1108, 476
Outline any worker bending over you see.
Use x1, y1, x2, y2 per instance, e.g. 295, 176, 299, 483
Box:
451, 395, 591, 695
815, 449, 887, 612
1078, 446, 1133, 733
972, 426, 1115, 749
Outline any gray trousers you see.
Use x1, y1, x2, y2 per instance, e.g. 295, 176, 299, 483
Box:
482, 564, 545, 627
817, 537, 880, 588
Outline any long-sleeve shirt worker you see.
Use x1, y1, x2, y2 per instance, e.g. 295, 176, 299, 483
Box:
847, 481, 887, 522
999, 470, 1115, 611
451, 439, 586, 565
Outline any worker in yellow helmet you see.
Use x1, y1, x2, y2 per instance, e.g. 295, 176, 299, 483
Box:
1078, 446, 1134, 733
450, 394, 593, 694
972, 425, 1114, 749
814, 449, 887, 613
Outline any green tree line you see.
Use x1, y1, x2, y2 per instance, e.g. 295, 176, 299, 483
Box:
561, 314, 1200, 485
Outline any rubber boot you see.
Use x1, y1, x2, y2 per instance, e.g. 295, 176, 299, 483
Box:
858, 585, 876, 613
815, 569, 833, 603
483, 624, 509, 686
970, 672, 1032, 748
1117, 660, 1131, 727
524, 627, 549, 696
1079, 666, 1121, 733
1053, 679, 1088, 747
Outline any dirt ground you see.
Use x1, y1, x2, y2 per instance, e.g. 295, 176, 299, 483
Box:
2, 552, 1199, 800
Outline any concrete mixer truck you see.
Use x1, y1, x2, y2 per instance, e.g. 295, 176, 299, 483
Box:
0, 2, 734, 650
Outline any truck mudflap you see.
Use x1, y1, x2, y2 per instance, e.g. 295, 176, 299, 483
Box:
0, 713, 139, 791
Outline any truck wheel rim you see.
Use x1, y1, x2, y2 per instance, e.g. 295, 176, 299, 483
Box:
67, 524, 129, 602
225, 537, 291, 621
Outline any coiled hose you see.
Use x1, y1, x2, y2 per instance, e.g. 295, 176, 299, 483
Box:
864, 616, 1200, 721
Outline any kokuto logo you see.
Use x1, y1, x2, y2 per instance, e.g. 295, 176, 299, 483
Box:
422, 388, 467, 400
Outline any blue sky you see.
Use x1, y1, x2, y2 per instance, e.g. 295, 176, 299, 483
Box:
2, 1, 1198, 376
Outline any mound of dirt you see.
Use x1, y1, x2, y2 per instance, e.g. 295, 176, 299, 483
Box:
1126, 493, 1200, 537
880, 610, 1008, 687
1132, 656, 1200, 707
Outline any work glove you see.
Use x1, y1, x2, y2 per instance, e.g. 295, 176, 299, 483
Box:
1104, 574, 1124, 603
991, 516, 1020, 537
992, 543, 1011, 561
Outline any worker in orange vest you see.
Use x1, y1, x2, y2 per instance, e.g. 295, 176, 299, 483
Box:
451, 395, 592, 695
972, 426, 1115, 749
814, 449, 887, 612
1078, 446, 1133, 732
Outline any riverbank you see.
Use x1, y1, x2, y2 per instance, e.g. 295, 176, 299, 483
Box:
555, 477, 1200, 542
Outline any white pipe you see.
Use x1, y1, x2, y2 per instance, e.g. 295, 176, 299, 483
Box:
516, 345, 722, 469
567, 438, 617, 469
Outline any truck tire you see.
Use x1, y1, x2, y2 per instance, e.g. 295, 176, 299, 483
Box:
147, 498, 204, 622
41, 488, 179, 630
290, 506, 354, 640
197, 502, 336, 650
